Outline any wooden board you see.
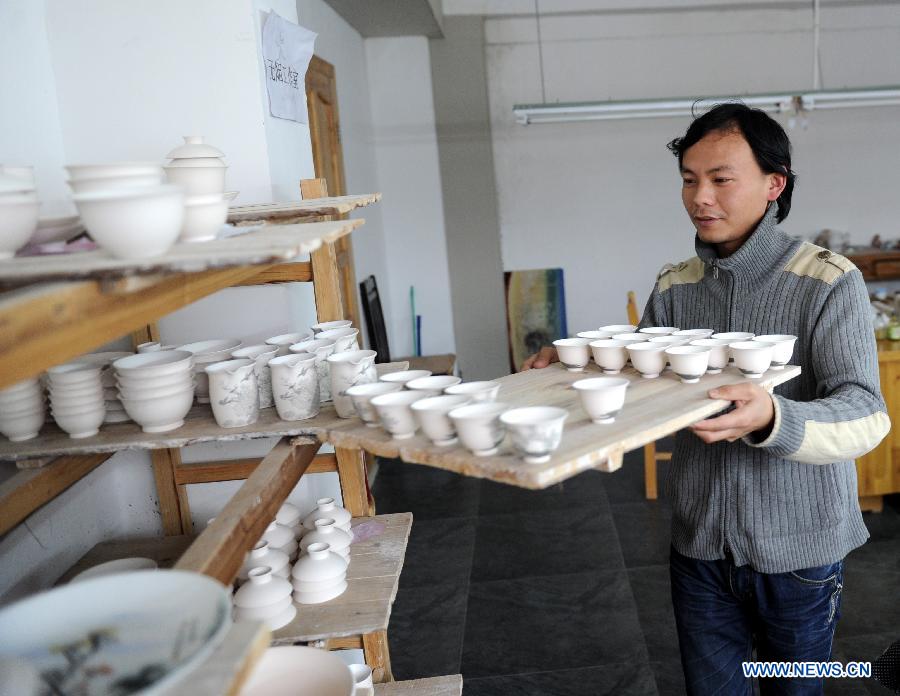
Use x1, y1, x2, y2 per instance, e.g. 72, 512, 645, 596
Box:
227, 193, 380, 225
374, 676, 463, 696
0, 219, 363, 283
398, 354, 457, 376
272, 513, 412, 644
327, 363, 802, 489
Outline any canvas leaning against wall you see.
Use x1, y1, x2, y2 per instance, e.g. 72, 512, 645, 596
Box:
504, 268, 567, 373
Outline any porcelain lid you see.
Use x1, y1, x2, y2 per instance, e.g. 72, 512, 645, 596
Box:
166, 135, 225, 160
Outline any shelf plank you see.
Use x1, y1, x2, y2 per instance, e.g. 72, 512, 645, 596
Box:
272, 512, 412, 644
160, 621, 271, 696
374, 675, 463, 696
176, 437, 320, 584
0, 219, 363, 284
56, 534, 194, 584
227, 193, 381, 225
235, 262, 312, 286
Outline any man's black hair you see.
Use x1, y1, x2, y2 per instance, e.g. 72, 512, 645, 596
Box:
667, 102, 796, 223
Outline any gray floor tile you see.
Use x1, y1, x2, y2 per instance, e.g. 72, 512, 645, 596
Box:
478, 470, 608, 516
462, 662, 658, 695
610, 501, 673, 568
399, 517, 476, 588
629, 565, 681, 663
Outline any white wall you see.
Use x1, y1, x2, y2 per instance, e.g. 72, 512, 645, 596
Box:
366, 37, 457, 358
483, 4, 900, 332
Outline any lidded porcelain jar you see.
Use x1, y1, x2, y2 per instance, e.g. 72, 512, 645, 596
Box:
237, 541, 289, 583
291, 542, 349, 605
261, 521, 299, 560
302, 497, 352, 534
299, 519, 352, 561
232, 566, 296, 630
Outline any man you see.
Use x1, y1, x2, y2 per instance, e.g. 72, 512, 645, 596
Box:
523, 103, 890, 694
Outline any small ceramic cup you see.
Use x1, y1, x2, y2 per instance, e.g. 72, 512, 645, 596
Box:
729, 341, 774, 378
689, 338, 732, 374
611, 333, 651, 346
673, 328, 715, 340
753, 334, 797, 369
588, 339, 628, 374
379, 369, 432, 388
311, 319, 353, 335
444, 380, 501, 403
317, 327, 360, 354
410, 394, 471, 446
665, 345, 712, 383
711, 332, 755, 362
572, 377, 629, 424
638, 326, 679, 336
500, 406, 568, 464
576, 330, 609, 342
598, 324, 637, 336
266, 332, 314, 357
448, 402, 509, 456
370, 390, 429, 439
627, 343, 668, 379
552, 338, 592, 372
405, 375, 462, 397
345, 382, 403, 426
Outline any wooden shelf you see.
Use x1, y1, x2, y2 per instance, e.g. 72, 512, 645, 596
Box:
227, 193, 381, 225
273, 512, 412, 644
374, 675, 463, 696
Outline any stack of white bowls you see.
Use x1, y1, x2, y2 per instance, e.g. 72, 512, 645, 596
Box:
113, 351, 195, 433
177, 339, 242, 403
0, 378, 45, 442
164, 136, 229, 243
291, 542, 349, 605
232, 566, 296, 630
47, 362, 106, 439
67, 163, 184, 259
0, 170, 40, 259
77, 351, 134, 424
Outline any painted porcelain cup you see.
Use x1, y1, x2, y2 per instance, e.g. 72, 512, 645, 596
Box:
268, 353, 320, 421
232, 344, 279, 408
410, 394, 471, 446
290, 338, 337, 402
317, 327, 360, 354
205, 358, 259, 428
552, 338, 592, 372
370, 389, 428, 439
689, 338, 732, 374
588, 339, 628, 374
327, 350, 378, 418
572, 377, 629, 424
500, 406, 568, 464
627, 342, 668, 379
311, 319, 352, 335
346, 382, 403, 426
266, 332, 314, 357
729, 341, 774, 378
753, 334, 797, 369
444, 380, 501, 403
448, 402, 509, 456
405, 375, 462, 397
665, 345, 712, 383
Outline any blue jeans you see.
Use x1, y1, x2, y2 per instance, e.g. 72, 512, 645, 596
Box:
670, 546, 843, 695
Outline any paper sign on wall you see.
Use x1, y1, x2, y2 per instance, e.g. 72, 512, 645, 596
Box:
261, 11, 317, 123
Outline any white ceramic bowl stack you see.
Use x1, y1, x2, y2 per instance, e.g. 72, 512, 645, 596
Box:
238, 541, 290, 584
77, 351, 134, 423
0, 171, 40, 259
232, 566, 296, 630
0, 378, 45, 442
47, 362, 106, 438
177, 339, 242, 403
113, 351, 195, 433
299, 519, 352, 562
261, 521, 299, 561
164, 137, 230, 242
302, 497, 352, 535
291, 542, 349, 605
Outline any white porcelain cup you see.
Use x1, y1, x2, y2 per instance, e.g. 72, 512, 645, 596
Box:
405, 375, 462, 397
232, 344, 279, 409
639, 326, 679, 336
588, 339, 628, 374
673, 329, 715, 340
553, 338, 591, 372
729, 341, 774, 378
444, 380, 501, 403
500, 406, 568, 464
611, 333, 651, 345
268, 353, 320, 421
410, 394, 471, 446
753, 334, 797, 369
627, 343, 668, 379
205, 358, 259, 428
689, 339, 732, 374
711, 332, 756, 362
290, 338, 336, 401
448, 402, 508, 456
665, 345, 712, 384
311, 320, 353, 334
379, 369, 432, 388
598, 324, 637, 335
327, 350, 378, 418
317, 327, 360, 354
267, 332, 314, 357
345, 382, 403, 427
370, 390, 428, 439
572, 377, 629, 424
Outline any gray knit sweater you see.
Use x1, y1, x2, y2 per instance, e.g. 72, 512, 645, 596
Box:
640, 203, 890, 573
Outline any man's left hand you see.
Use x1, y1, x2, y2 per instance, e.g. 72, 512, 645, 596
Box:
690, 383, 775, 444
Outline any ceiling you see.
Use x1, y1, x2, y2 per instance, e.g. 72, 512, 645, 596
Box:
323, 0, 444, 38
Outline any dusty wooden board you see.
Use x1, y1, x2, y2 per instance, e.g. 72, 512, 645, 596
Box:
57, 534, 195, 584
161, 621, 271, 696
227, 193, 381, 224
327, 363, 802, 489
0, 219, 363, 283
374, 676, 463, 696
398, 353, 457, 376
0, 363, 408, 461
272, 512, 412, 644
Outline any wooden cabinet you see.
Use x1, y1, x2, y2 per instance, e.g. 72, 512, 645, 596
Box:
845, 249, 900, 281
856, 340, 900, 512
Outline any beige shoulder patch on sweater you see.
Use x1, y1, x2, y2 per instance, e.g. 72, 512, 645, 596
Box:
783, 242, 856, 284
657, 256, 705, 292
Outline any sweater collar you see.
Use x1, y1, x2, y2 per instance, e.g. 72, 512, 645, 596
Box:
695, 203, 788, 277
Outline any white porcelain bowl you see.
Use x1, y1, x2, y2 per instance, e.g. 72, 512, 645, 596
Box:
345, 382, 403, 426
0, 377, 41, 399
689, 339, 732, 373
572, 377, 629, 424
0, 193, 40, 259
370, 390, 428, 439
588, 339, 628, 374
67, 172, 164, 194
117, 380, 196, 402
164, 165, 227, 197
753, 334, 797, 369
410, 394, 471, 446
0, 393, 44, 415
665, 345, 712, 383
448, 402, 508, 456
598, 324, 637, 336
73, 184, 184, 259
673, 329, 714, 340
729, 341, 774, 378
553, 338, 592, 372
46, 362, 103, 387
444, 380, 501, 403
49, 391, 104, 411
0, 409, 45, 441
500, 406, 568, 464
116, 371, 193, 392
120, 388, 194, 432
627, 343, 668, 379
379, 369, 433, 387
181, 193, 228, 242
52, 405, 105, 439
405, 375, 462, 396
639, 326, 679, 336
114, 350, 194, 379
65, 162, 163, 181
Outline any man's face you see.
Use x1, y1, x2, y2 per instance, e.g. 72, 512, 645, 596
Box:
680, 129, 785, 257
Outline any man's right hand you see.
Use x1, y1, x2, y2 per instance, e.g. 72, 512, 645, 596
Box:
520, 346, 559, 372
